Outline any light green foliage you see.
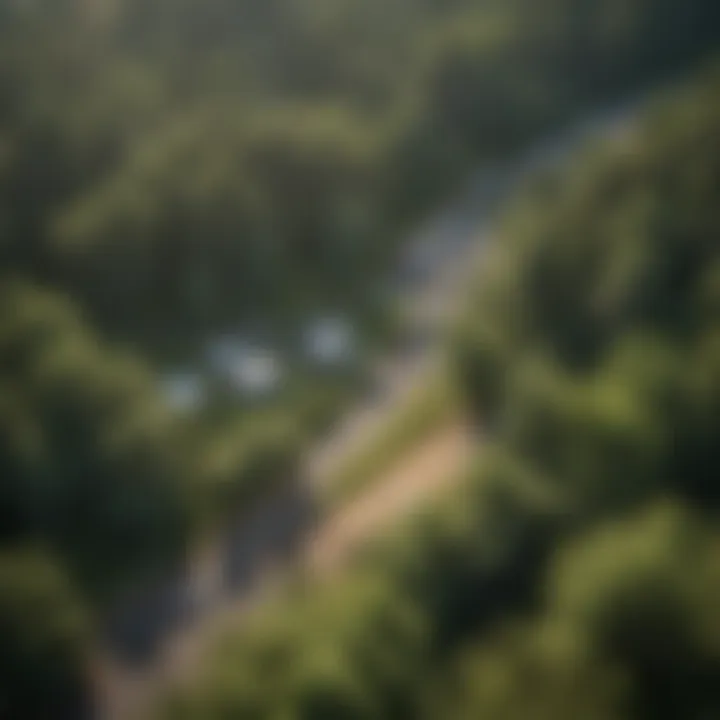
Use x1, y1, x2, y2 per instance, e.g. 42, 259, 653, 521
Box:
443, 68, 720, 719
546, 503, 720, 718
165, 572, 429, 720
162, 442, 560, 719
456, 69, 720, 508
434, 622, 628, 720
436, 504, 720, 720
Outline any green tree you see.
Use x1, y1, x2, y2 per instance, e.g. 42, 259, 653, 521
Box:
0, 549, 90, 720
0, 281, 191, 599
549, 502, 720, 719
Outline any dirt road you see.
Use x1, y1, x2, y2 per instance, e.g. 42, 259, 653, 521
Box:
96, 96, 642, 720
97, 421, 474, 720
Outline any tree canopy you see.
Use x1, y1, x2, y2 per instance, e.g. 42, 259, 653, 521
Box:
163, 66, 720, 720
1, 1, 719, 716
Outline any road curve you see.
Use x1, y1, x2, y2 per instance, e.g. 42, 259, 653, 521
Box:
95, 96, 643, 720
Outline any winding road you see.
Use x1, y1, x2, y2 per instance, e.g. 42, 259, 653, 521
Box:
96, 97, 642, 720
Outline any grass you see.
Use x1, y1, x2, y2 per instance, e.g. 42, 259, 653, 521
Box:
322, 365, 462, 510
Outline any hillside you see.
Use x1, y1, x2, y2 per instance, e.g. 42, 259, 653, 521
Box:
161, 68, 720, 720
0, 2, 719, 718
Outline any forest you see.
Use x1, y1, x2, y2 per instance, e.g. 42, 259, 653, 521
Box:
163, 68, 720, 720
0, 0, 719, 718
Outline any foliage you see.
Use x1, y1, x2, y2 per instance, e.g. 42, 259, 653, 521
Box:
0, 281, 193, 600
164, 69, 720, 719
323, 369, 460, 508
1, 0, 718, 353
456, 68, 720, 510
0, 549, 90, 720
1, 1, 719, 716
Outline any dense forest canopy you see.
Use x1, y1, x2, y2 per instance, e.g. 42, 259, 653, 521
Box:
1, 0, 719, 351
0, 281, 192, 599
0, 0, 719, 717
163, 68, 720, 720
